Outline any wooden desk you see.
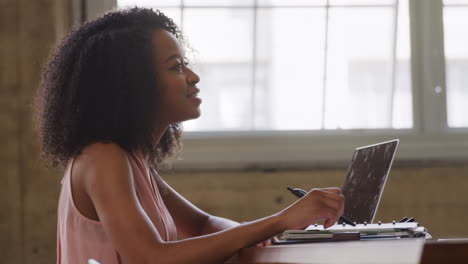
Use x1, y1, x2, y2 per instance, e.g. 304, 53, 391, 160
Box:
226, 239, 468, 264
420, 239, 468, 264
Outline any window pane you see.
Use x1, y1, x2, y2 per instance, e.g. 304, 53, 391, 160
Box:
329, 0, 394, 5
182, 9, 254, 131
257, 0, 326, 6
393, 0, 412, 129
444, 0, 468, 5
184, 0, 254, 6
443, 7, 468, 127
325, 7, 409, 129
255, 8, 326, 130
118, 0, 180, 8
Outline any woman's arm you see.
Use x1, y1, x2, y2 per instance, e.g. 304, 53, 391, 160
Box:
154, 173, 239, 238
201, 215, 239, 235
78, 143, 344, 264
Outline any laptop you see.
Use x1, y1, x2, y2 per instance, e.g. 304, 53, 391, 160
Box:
274, 140, 400, 244
339, 139, 399, 224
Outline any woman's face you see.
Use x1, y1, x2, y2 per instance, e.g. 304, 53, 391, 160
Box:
152, 30, 201, 125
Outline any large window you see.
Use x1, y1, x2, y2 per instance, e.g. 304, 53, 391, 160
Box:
119, 0, 413, 131
443, 0, 468, 127
80, 0, 468, 169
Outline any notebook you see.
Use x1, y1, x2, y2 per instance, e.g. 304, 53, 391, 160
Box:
278, 222, 430, 243
339, 139, 399, 224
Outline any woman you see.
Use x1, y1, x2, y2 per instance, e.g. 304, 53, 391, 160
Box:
35, 7, 345, 264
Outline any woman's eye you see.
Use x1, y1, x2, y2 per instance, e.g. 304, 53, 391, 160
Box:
172, 61, 190, 72
172, 63, 183, 72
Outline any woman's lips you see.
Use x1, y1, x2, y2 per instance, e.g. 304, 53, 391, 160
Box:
188, 93, 202, 104
191, 96, 202, 104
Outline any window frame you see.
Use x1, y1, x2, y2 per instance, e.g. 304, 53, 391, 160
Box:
75, 0, 468, 170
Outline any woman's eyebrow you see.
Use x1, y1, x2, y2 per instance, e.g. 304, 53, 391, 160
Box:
164, 52, 187, 63
164, 54, 181, 63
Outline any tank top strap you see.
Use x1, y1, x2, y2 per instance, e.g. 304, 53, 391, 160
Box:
126, 152, 177, 241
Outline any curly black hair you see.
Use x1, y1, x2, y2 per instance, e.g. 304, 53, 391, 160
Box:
35, 7, 186, 169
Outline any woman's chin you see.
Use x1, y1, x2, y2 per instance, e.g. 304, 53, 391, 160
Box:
179, 109, 201, 123
191, 109, 201, 119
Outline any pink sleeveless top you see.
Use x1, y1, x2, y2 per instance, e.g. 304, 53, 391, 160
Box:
57, 152, 177, 264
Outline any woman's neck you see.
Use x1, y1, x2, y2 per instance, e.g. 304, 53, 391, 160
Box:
136, 124, 169, 162
153, 124, 169, 145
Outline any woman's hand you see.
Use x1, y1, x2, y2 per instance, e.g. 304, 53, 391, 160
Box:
277, 187, 345, 230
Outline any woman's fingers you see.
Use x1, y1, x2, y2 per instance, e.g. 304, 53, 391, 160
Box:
309, 189, 345, 228
321, 207, 342, 229
281, 186, 345, 231
324, 217, 339, 229
255, 237, 277, 247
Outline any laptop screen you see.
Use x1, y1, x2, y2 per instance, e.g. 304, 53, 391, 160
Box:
340, 139, 399, 224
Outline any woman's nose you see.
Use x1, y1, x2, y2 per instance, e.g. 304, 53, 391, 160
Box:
187, 68, 200, 85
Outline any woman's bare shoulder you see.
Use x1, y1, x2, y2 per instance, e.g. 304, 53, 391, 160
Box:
70, 142, 134, 221
80, 142, 126, 159
73, 142, 133, 184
